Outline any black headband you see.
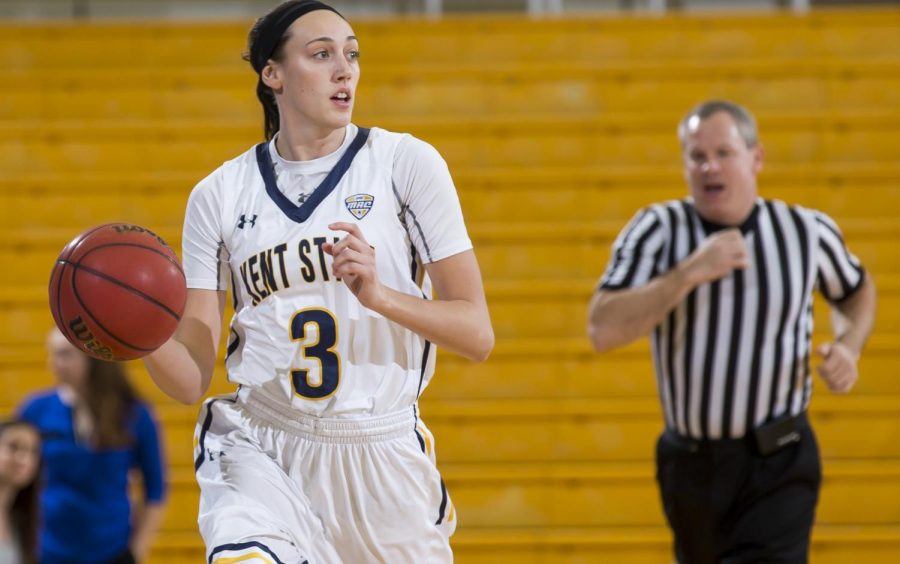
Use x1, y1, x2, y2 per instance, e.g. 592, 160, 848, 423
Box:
250, 1, 342, 74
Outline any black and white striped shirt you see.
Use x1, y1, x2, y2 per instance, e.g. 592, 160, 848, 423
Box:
599, 198, 866, 440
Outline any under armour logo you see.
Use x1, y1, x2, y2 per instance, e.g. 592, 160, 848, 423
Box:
207, 448, 226, 461
237, 214, 258, 229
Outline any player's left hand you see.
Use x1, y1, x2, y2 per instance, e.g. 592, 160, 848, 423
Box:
324, 222, 385, 309
815, 341, 859, 394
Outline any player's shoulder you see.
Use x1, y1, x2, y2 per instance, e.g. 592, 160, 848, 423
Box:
366, 126, 444, 163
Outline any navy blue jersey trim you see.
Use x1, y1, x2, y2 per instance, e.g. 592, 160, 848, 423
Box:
208, 541, 290, 564
256, 128, 370, 224
402, 203, 433, 262
194, 399, 217, 471
194, 396, 236, 472
229, 270, 239, 309
416, 340, 432, 399
413, 405, 427, 452
225, 329, 241, 360
414, 430, 426, 453
435, 478, 449, 525
216, 240, 228, 292
409, 242, 418, 287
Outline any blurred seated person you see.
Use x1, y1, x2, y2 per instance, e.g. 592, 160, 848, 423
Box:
0, 419, 42, 564
18, 329, 167, 564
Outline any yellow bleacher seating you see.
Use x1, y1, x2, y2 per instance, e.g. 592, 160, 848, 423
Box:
2, 164, 899, 230
2, 61, 898, 120
5, 276, 896, 342
2, 218, 899, 290
0, 113, 897, 176
1, 10, 898, 68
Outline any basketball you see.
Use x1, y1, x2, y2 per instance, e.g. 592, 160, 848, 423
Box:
48, 223, 187, 361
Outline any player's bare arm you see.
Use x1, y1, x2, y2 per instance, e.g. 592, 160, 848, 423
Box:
588, 228, 749, 353
143, 288, 226, 404
816, 273, 877, 394
325, 221, 494, 362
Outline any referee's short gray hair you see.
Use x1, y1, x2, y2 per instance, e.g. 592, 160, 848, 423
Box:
677, 100, 758, 148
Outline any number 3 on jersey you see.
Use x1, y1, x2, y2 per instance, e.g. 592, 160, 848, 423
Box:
289, 308, 340, 400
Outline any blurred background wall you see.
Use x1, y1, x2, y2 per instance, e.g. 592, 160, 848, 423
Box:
4, 0, 900, 19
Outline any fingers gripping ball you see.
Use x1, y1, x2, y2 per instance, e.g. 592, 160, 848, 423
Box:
48, 223, 187, 361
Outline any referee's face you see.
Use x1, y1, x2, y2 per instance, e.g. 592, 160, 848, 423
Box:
682, 111, 763, 226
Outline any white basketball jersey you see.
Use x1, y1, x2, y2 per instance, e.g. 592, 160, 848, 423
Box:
182, 125, 472, 417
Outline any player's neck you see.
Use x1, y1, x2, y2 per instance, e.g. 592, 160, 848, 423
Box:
275, 125, 347, 162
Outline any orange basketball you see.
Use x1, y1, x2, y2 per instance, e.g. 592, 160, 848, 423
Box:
48, 223, 187, 361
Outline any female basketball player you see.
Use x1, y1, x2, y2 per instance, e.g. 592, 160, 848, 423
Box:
143, 1, 494, 562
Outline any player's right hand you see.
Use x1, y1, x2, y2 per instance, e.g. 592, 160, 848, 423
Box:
681, 228, 750, 286
324, 222, 386, 310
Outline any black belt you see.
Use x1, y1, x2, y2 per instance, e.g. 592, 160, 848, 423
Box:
664, 412, 809, 457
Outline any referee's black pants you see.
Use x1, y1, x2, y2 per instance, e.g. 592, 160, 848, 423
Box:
655, 418, 821, 564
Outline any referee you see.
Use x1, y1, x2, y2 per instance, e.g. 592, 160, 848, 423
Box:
587, 100, 877, 563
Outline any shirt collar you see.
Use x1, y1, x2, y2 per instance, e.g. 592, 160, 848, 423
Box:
694, 198, 761, 236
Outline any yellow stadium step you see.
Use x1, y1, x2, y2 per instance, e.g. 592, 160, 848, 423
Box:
1, 112, 898, 172
485, 278, 900, 339
448, 525, 900, 564
146, 530, 204, 564
157, 460, 900, 532
433, 334, 900, 399
2, 59, 899, 119
0, 166, 896, 231
470, 219, 900, 280
1, 10, 897, 70
4, 334, 900, 414
2, 164, 899, 229
455, 166, 900, 225
3, 274, 898, 345
51, 394, 900, 469
417, 395, 900, 463
146, 524, 900, 564
1, 218, 899, 287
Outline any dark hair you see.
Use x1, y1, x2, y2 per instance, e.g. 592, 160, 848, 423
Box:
0, 419, 41, 564
243, 12, 291, 141
242, 1, 344, 140
82, 358, 139, 449
678, 99, 759, 148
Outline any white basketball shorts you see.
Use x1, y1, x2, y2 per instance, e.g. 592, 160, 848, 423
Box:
193, 392, 456, 564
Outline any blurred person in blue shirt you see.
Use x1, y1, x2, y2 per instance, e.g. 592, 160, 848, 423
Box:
18, 329, 166, 564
